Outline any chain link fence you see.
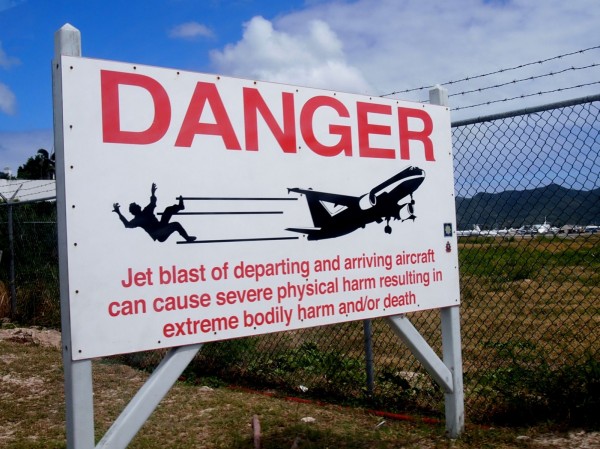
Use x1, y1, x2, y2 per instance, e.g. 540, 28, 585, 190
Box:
1, 94, 598, 426
450, 94, 600, 425
0, 200, 59, 326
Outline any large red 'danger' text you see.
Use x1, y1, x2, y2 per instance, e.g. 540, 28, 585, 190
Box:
100, 70, 436, 161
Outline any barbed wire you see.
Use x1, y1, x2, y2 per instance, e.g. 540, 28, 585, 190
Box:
452, 80, 600, 111
448, 62, 600, 98
16, 186, 56, 199
0, 180, 55, 192
0, 181, 56, 201
381, 44, 600, 97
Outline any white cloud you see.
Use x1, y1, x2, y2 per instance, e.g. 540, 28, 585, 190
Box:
0, 0, 26, 14
0, 41, 19, 69
210, 16, 372, 94
0, 82, 16, 115
169, 21, 214, 40
209, 0, 600, 119
0, 42, 19, 116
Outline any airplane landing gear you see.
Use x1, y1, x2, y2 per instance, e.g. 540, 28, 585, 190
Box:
385, 218, 392, 234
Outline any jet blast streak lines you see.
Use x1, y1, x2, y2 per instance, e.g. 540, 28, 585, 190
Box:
167, 211, 284, 215
167, 195, 298, 243
180, 197, 297, 201
178, 237, 299, 244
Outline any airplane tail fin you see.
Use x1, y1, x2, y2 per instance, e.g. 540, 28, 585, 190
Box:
307, 199, 338, 228
289, 189, 343, 228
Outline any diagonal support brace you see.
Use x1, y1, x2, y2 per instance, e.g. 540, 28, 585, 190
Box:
96, 344, 202, 449
385, 314, 453, 393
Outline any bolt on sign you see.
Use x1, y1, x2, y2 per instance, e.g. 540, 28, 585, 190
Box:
56, 56, 459, 360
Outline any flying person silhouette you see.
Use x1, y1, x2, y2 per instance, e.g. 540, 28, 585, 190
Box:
113, 183, 196, 243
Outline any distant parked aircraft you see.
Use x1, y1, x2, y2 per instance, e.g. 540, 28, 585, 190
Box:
531, 218, 560, 234
457, 225, 481, 237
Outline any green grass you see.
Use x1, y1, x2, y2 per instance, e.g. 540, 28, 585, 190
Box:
2, 232, 599, 431
5, 334, 596, 448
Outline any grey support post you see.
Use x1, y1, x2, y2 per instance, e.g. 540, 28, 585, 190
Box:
441, 305, 464, 437
53, 24, 96, 449
53, 24, 203, 448
386, 84, 464, 438
430, 84, 465, 438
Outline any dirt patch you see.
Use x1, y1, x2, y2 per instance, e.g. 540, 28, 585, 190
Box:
0, 327, 62, 349
1, 372, 45, 392
530, 431, 600, 448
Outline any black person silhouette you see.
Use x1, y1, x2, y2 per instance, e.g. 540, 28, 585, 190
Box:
113, 183, 196, 243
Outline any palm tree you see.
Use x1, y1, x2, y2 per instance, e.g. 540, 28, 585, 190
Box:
17, 149, 55, 180
36, 149, 55, 180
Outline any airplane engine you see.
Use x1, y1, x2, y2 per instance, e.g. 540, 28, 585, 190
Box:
398, 201, 415, 221
368, 191, 377, 205
359, 193, 376, 210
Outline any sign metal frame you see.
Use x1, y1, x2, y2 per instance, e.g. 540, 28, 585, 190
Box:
54, 24, 463, 448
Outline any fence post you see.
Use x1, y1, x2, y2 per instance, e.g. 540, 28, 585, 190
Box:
363, 319, 375, 398
7, 203, 16, 319
0, 186, 21, 320
429, 84, 464, 438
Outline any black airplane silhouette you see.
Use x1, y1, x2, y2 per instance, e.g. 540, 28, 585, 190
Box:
286, 166, 425, 240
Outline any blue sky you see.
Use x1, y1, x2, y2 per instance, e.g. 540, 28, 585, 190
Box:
1, 0, 599, 173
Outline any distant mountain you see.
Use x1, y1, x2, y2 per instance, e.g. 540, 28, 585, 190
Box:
455, 184, 600, 230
